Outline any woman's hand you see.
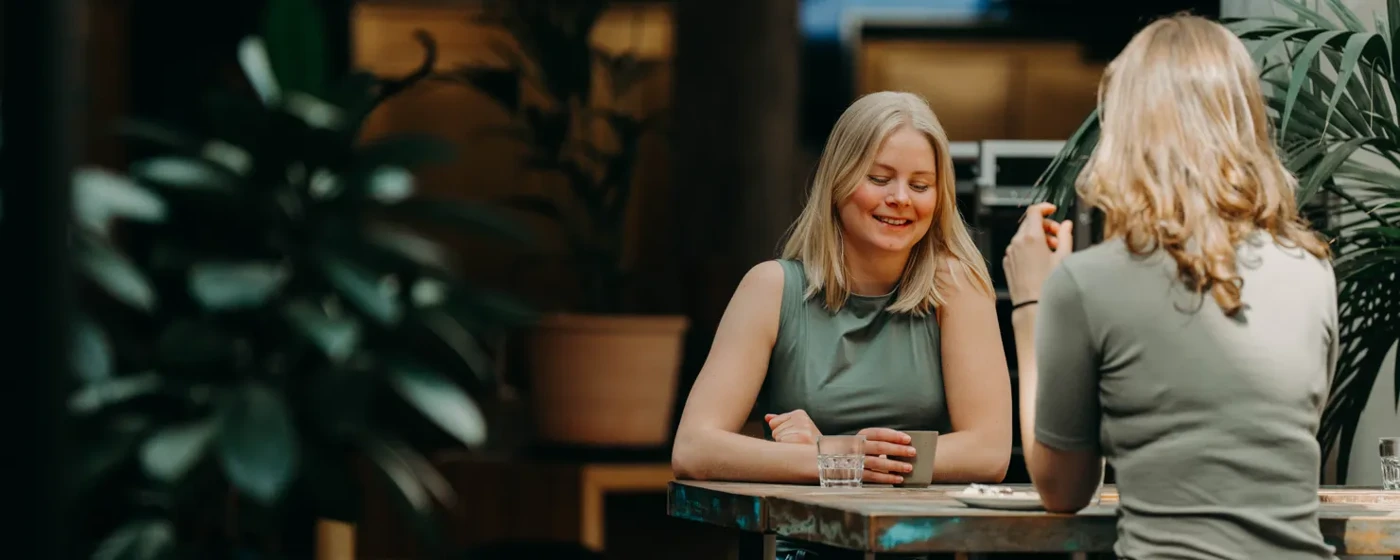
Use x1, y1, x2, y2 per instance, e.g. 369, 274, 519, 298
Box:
766, 410, 822, 444
857, 427, 918, 484
1004, 203, 1074, 305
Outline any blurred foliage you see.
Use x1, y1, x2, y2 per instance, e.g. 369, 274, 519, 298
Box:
70, 24, 533, 560
437, 0, 667, 313
1035, 0, 1399, 482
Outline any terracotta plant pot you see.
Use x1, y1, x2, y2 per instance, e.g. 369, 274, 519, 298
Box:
526, 313, 689, 447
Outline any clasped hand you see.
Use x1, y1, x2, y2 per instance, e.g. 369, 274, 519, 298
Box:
765, 409, 918, 485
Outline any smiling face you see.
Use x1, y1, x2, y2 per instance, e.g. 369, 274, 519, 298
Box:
837, 125, 939, 257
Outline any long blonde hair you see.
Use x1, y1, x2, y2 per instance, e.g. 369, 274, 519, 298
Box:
1079, 14, 1330, 317
782, 91, 992, 315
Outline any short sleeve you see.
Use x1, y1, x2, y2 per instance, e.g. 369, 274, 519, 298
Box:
1033, 264, 1102, 452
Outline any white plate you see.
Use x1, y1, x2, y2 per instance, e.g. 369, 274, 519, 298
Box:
947, 490, 1045, 511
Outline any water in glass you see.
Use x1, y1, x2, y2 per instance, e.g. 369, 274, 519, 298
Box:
816, 434, 865, 488
1382, 437, 1399, 490
818, 454, 863, 487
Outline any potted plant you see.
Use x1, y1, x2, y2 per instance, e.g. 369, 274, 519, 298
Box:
1036, 0, 1398, 482
438, 0, 685, 448
69, 24, 534, 558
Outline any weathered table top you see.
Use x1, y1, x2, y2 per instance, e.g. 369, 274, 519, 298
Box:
667, 481, 1400, 555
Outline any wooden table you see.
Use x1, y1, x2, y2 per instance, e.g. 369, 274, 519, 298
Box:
667, 481, 1400, 558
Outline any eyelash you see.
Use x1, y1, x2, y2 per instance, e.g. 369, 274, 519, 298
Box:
868, 175, 930, 192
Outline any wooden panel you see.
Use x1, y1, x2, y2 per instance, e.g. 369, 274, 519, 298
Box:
858, 39, 1105, 142
860, 41, 1017, 141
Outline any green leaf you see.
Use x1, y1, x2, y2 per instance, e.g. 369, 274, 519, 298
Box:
1320, 0, 1367, 33
387, 359, 487, 447
282, 91, 346, 130
1323, 33, 1383, 129
92, 519, 174, 560
420, 310, 495, 386
1298, 137, 1387, 204
218, 383, 299, 505
283, 300, 361, 363
366, 224, 454, 271
129, 157, 239, 193
188, 261, 289, 311
75, 234, 156, 313
69, 372, 163, 415
363, 433, 455, 512
368, 166, 415, 203
141, 417, 218, 483
321, 255, 402, 324
260, 0, 327, 97
73, 167, 167, 235
1276, 0, 1338, 28
237, 36, 281, 106
73, 314, 112, 382
1280, 30, 1347, 137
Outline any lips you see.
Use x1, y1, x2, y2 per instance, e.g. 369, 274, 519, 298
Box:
873, 215, 912, 227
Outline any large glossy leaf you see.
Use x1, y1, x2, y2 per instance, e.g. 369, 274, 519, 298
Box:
419, 309, 495, 387
361, 434, 449, 552
387, 359, 487, 447
141, 417, 218, 483
74, 234, 156, 313
73, 167, 167, 235
92, 519, 175, 560
283, 300, 361, 363
321, 255, 402, 325
218, 383, 299, 505
238, 37, 281, 106
73, 314, 113, 382
69, 372, 163, 415
129, 157, 240, 193
188, 261, 289, 311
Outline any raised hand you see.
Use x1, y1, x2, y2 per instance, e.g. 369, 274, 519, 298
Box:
766, 409, 822, 444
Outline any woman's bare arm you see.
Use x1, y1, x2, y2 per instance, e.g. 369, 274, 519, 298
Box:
933, 258, 1014, 483
671, 261, 821, 483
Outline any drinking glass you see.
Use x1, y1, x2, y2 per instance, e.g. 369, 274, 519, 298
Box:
816, 434, 865, 488
1381, 437, 1399, 491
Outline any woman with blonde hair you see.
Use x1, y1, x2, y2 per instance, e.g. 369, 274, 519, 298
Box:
672, 91, 1011, 492
1005, 14, 1337, 559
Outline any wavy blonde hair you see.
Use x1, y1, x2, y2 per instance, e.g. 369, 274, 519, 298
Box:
1079, 14, 1330, 317
782, 91, 992, 315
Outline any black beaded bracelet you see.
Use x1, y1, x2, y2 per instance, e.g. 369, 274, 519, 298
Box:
1011, 299, 1039, 311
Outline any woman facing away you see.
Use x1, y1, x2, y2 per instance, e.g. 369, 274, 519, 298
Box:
671, 91, 1012, 487
1004, 14, 1338, 560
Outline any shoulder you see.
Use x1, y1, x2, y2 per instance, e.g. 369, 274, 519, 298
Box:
737, 260, 788, 300
934, 254, 992, 300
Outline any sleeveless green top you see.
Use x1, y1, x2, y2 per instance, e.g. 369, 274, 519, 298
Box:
762, 259, 950, 436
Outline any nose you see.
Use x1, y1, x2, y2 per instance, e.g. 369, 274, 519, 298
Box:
886, 184, 912, 207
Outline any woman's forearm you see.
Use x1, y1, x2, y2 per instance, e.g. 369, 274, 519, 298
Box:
929, 431, 1011, 482
672, 428, 820, 483
1011, 306, 1040, 462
